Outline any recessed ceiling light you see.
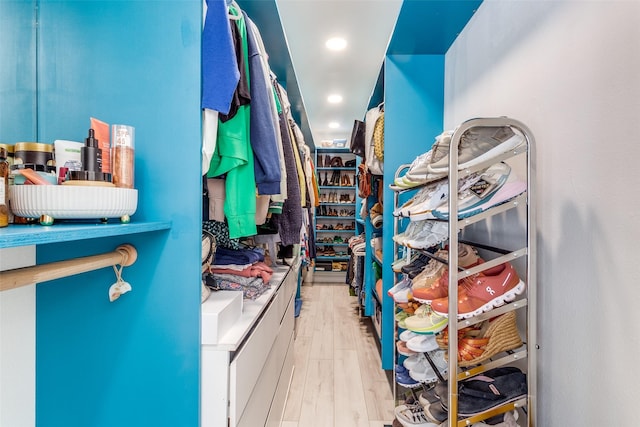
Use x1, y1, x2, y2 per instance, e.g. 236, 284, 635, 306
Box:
328, 122, 340, 129
327, 94, 343, 104
325, 37, 347, 51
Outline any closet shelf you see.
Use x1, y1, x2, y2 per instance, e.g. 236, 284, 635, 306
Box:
0, 221, 171, 249
319, 185, 356, 190
455, 397, 528, 427
316, 167, 354, 171
316, 216, 356, 220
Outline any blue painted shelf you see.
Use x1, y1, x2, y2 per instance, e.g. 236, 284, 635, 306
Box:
0, 222, 171, 249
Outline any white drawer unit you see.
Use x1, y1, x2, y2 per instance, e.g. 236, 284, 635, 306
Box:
201, 260, 299, 427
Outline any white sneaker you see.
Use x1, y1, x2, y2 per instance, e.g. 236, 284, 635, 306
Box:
405, 181, 449, 220
428, 126, 525, 173
408, 349, 447, 383
405, 221, 449, 250
431, 162, 511, 219
395, 402, 439, 427
399, 329, 421, 342
406, 334, 438, 353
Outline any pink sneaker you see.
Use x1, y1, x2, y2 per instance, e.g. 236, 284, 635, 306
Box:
431, 262, 526, 319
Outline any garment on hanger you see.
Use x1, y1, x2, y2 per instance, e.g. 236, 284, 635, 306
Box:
219, 5, 251, 123
269, 78, 288, 203
244, 14, 282, 195
202, 0, 239, 114
272, 83, 303, 246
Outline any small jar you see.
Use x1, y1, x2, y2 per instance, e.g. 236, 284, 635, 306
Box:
0, 147, 9, 227
0, 143, 14, 168
13, 142, 55, 168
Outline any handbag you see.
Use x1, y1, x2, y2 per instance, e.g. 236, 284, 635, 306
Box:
349, 119, 366, 157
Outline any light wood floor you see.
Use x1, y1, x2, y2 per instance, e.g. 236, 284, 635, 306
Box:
282, 282, 395, 427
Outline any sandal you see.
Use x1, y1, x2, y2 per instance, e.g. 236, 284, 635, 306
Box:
436, 311, 522, 367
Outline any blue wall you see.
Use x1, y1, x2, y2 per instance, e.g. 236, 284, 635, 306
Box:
0, 0, 37, 142
35, 2, 202, 426
380, 54, 444, 369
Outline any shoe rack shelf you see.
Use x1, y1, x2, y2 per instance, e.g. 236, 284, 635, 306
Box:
314, 148, 357, 273
390, 117, 536, 427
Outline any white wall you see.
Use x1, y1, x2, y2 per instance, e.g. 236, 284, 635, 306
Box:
0, 246, 35, 427
445, 1, 640, 424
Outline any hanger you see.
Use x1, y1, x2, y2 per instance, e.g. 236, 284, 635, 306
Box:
228, 0, 242, 20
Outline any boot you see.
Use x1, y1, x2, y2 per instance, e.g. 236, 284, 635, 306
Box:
322, 172, 329, 186
317, 155, 323, 167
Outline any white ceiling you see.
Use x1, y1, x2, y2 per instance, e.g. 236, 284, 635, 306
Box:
275, 0, 403, 145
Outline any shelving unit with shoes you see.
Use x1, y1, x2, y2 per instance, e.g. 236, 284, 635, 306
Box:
388, 117, 536, 427
314, 147, 357, 275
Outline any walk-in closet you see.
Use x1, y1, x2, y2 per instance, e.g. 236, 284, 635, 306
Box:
2, 1, 640, 426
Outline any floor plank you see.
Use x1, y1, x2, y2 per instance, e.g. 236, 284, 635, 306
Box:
297, 358, 335, 427
282, 282, 395, 426
334, 349, 371, 427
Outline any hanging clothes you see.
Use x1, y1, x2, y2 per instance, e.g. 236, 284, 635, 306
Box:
201, 0, 238, 173
273, 83, 302, 246
207, 5, 257, 239
244, 14, 282, 195
219, 10, 251, 123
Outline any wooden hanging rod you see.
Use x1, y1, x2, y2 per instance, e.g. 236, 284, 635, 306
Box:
0, 244, 137, 292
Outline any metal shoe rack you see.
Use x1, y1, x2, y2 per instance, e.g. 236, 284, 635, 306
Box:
390, 117, 537, 426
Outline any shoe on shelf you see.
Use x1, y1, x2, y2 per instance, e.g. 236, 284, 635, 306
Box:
409, 249, 449, 291
444, 368, 527, 417
399, 329, 421, 343
402, 352, 426, 371
330, 156, 344, 167
403, 304, 448, 334
436, 311, 523, 367
388, 277, 411, 297
431, 162, 511, 219
430, 262, 526, 319
395, 370, 422, 389
400, 181, 449, 220
404, 221, 449, 250
412, 244, 482, 303
406, 333, 439, 353
435, 179, 527, 219
394, 402, 439, 427
408, 349, 447, 384
393, 220, 428, 246
392, 151, 432, 188
428, 125, 525, 173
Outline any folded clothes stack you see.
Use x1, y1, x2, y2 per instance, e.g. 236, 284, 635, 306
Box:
204, 246, 274, 300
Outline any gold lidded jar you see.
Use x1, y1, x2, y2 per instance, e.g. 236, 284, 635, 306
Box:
13, 142, 55, 168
